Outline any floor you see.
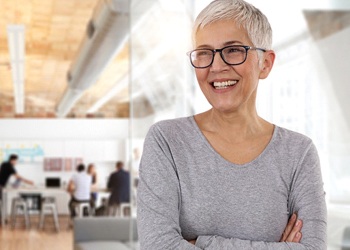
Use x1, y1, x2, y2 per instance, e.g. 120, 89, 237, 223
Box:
0, 216, 73, 250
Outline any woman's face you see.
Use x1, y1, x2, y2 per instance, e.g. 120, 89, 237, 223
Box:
89, 165, 95, 173
194, 20, 273, 114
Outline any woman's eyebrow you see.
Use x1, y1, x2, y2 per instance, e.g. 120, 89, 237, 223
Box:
223, 40, 243, 46
196, 40, 243, 49
196, 44, 213, 49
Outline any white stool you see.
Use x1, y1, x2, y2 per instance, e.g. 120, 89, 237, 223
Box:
11, 197, 30, 229
108, 202, 131, 217
75, 202, 91, 217
68, 201, 92, 229
119, 202, 131, 217
39, 197, 59, 232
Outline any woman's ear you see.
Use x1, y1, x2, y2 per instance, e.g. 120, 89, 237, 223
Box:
259, 50, 275, 79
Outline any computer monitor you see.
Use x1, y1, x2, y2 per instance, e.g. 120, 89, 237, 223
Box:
45, 177, 61, 188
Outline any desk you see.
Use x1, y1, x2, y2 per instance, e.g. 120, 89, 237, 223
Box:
1, 187, 71, 226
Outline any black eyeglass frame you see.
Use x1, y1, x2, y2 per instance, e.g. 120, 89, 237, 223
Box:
187, 45, 267, 69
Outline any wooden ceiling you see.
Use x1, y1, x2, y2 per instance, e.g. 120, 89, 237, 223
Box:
0, 0, 130, 118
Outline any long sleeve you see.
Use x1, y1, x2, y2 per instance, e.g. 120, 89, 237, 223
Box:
195, 142, 327, 250
137, 125, 200, 250
137, 119, 327, 250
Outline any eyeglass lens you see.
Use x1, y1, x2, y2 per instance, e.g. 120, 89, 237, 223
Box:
190, 46, 247, 68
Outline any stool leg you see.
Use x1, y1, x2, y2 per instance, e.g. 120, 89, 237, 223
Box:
74, 204, 78, 218
0, 200, 4, 227
90, 207, 95, 216
75, 205, 80, 218
11, 201, 16, 229
23, 205, 30, 229
117, 205, 121, 217
27, 205, 31, 229
52, 206, 60, 232
39, 209, 45, 230
79, 205, 83, 217
87, 206, 91, 217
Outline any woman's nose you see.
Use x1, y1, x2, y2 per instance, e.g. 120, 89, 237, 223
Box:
210, 52, 230, 72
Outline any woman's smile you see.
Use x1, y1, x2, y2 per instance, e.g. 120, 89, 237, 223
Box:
211, 80, 238, 90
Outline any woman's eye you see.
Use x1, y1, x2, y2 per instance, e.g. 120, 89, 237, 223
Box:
227, 48, 242, 53
197, 51, 210, 56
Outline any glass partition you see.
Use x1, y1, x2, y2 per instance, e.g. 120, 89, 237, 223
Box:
129, 0, 195, 247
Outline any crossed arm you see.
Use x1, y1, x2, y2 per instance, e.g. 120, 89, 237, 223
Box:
138, 173, 312, 250
188, 213, 302, 245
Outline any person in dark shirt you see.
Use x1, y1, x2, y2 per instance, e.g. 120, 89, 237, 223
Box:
107, 161, 130, 215
0, 154, 34, 199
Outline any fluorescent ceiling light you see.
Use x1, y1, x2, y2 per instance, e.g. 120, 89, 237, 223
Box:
7, 25, 25, 114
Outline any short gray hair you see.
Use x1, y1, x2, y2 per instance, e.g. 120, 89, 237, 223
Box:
193, 0, 272, 50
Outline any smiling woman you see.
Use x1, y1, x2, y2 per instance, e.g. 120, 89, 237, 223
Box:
137, 0, 327, 249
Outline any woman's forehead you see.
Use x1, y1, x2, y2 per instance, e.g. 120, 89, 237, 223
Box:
194, 20, 251, 48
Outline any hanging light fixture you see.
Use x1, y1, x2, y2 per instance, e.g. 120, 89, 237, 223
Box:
7, 25, 25, 114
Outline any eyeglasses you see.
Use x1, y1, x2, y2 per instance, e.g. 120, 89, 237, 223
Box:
187, 45, 266, 69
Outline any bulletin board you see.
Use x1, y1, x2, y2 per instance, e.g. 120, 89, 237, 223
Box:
43, 157, 83, 172
0, 142, 44, 163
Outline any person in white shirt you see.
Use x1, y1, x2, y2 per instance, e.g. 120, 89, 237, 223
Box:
67, 164, 92, 217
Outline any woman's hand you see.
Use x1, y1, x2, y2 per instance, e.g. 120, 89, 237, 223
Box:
188, 239, 196, 245
280, 213, 303, 242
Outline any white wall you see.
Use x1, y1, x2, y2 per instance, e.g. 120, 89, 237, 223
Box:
0, 119, 129, 139
0, 119, 129, 188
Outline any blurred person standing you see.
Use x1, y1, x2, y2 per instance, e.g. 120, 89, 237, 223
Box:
0, 154, 34, 198
107, 161, 130, 215
67, 164, 92, 217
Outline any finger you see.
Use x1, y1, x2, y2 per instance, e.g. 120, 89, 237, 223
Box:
188, 239, 196, 245
280, 213, 297, 241
292, 232, 302, 243
286, 219, 303, 242
286, 219, 302, 242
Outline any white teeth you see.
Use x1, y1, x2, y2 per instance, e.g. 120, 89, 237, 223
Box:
213, 80, 237, 89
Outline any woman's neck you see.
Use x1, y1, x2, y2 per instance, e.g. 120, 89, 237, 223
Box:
195, 108, 271, 142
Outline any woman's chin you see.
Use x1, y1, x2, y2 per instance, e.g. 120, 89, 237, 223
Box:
210, 104, 240, 114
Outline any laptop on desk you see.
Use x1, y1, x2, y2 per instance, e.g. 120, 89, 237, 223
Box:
45, 178, 61, 188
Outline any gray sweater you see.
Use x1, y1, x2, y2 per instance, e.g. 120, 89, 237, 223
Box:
137, 116, 327, 250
